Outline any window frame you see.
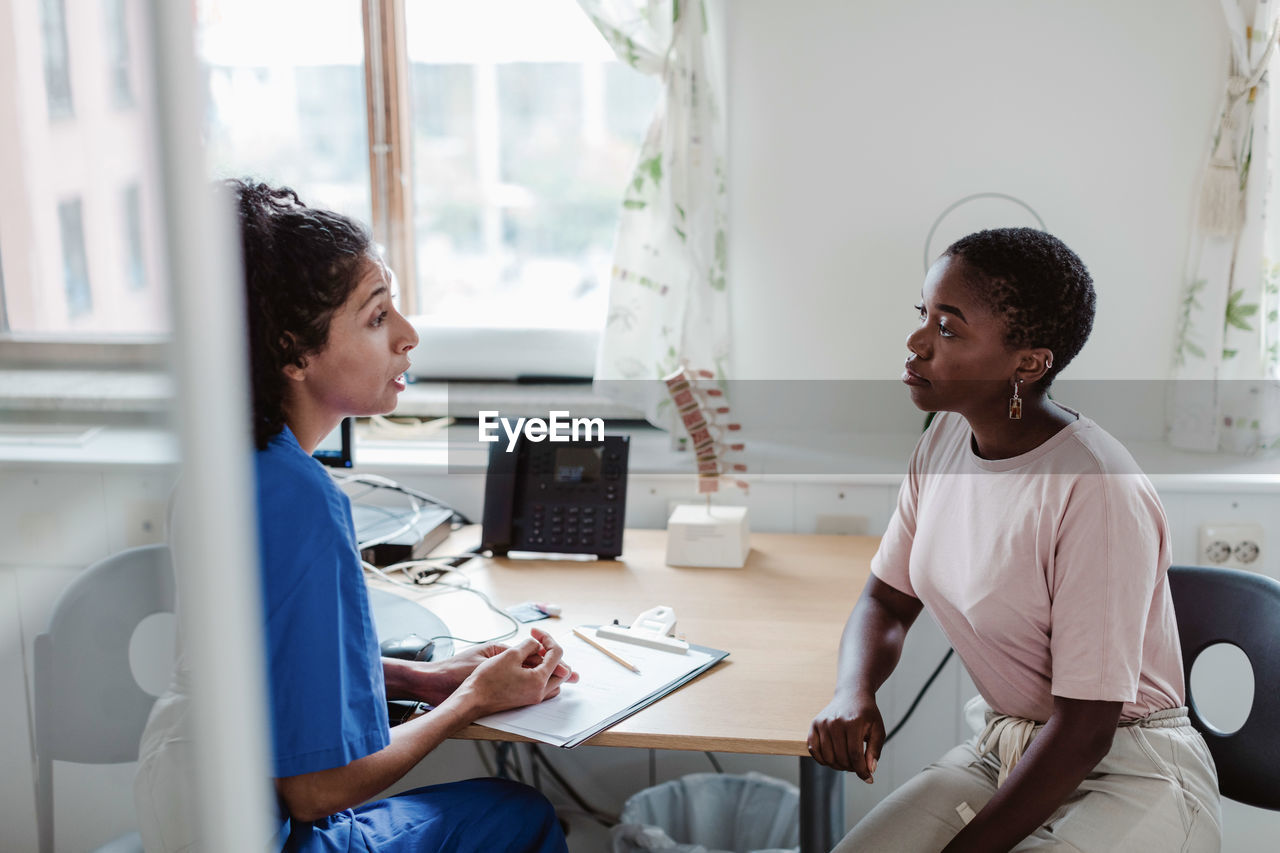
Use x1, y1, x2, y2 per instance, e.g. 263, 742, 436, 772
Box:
363, 0, 418, 315
0, 334, 168, 369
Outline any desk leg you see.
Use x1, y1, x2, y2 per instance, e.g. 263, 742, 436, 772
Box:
799, 757, 844, 853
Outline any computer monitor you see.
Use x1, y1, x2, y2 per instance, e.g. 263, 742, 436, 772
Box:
313, 418, 353, 468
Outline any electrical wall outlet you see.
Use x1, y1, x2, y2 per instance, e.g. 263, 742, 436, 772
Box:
125, 500, 168, 548
1197, 522, 1264, 571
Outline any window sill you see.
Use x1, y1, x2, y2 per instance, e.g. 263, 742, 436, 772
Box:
0, 367, 641, 420
393, 380, 644, 420
1, 369, 1277, 491
3, 419, 1277, 493
0, 369, 171, 413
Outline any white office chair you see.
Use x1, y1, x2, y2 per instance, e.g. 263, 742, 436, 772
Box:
33, 544, 175, 853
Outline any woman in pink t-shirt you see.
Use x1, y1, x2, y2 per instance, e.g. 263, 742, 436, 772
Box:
809, 229, 1221, 852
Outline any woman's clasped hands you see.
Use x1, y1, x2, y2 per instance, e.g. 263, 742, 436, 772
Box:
452, 628, 579, 717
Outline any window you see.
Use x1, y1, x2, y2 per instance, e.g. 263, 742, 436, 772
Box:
404, 2, 660, 330
103, 0, 134, 109
123, 184, 146, 291
39, 0, 74, 120
196, 0, 372, 227
4, 1, 658, 376
195, 0, 658, 353
57, 198, 93, 319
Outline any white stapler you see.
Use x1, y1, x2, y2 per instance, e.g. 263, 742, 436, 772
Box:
597, 605, 690, 654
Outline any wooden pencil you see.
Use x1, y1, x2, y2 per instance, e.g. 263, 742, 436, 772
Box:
572, 626, 641, 673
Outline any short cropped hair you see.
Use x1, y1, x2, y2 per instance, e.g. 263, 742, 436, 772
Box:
945, 227, 1095, 386
225, 179, 374, 449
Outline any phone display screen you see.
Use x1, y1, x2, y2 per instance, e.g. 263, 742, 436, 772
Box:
554, 446, 603, 483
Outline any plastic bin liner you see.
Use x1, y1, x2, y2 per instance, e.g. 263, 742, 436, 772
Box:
610, 772, 799, 853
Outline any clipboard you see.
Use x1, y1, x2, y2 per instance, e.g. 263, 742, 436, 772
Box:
474, 626, 729, 748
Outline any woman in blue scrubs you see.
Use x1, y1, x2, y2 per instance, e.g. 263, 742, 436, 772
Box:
137, 180, 575, 853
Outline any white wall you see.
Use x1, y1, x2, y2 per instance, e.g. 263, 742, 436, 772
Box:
726, 0, 1226, 383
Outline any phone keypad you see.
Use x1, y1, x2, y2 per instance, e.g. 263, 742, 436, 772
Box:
522, 503, 623, 551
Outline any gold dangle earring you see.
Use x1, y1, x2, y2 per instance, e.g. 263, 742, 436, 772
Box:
1009, 378, 1023, 420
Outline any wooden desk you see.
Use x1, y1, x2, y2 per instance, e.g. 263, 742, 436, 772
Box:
374, 527, 877, 852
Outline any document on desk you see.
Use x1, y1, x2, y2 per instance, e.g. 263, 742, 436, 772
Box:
475, 627, 728, 748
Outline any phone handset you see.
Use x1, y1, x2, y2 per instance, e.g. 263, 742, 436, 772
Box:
480, 435, 522, 556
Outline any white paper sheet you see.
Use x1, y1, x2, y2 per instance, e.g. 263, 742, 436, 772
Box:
474, 627, 722, 747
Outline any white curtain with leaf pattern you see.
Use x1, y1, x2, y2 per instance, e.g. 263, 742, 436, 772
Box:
1170, 0, 1280, 454
577, 0, 729, 429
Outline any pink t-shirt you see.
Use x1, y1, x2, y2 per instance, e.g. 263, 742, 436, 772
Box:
871, 411, 1184, 722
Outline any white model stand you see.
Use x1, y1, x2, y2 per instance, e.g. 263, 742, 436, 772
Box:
665, 504, 750, 568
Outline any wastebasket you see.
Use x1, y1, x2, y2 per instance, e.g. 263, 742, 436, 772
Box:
610, 772, 799, 853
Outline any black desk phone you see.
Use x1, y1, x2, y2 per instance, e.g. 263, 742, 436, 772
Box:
481, 434, 629, 559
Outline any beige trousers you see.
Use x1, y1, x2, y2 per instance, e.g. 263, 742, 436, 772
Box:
832, 698, 1221, 852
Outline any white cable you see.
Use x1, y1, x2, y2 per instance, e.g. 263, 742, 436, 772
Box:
360, 559, 420, 589
361, 560, 518, 644
354, 496, 423, 552
331, 471, 454, 516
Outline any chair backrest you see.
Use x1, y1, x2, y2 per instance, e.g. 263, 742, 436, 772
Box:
1167, 564, 1280, 811
34, 544, 175, 766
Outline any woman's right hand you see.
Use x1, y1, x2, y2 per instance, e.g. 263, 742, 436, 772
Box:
450, 629, 577, 719
808, 691, 885, 782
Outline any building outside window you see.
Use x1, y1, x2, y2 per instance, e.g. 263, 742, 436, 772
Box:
57, 198, 93, 319
1, 0, 166, 336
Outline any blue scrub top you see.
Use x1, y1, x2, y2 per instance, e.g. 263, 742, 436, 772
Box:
255, 425, 390, 779
250, 427, 568, 853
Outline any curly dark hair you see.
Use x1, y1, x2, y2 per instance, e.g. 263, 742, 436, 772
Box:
944, 227, 1095, 387
224, 179, 374, 449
